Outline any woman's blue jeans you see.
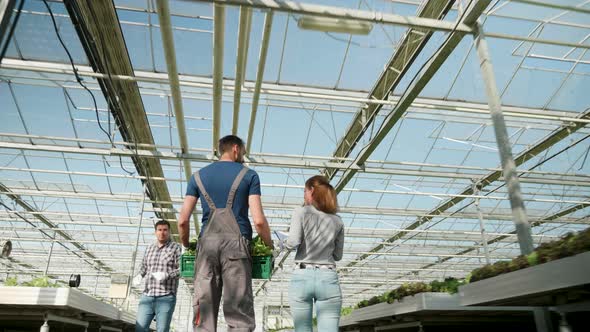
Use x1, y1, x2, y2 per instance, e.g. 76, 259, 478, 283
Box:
289, 268, 342, 332
136, 294, 177, 332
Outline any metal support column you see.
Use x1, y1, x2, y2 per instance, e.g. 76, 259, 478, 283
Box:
127, 183, 147, 299
473, 22, 534, 255
559, 313, 572, 332
534, 307, 555, 332
472, 181, 491, 265
43, 231, 56, 276
212, 4, 225, 153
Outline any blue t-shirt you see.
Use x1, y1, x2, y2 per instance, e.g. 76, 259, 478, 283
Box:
186, 161, 261, 240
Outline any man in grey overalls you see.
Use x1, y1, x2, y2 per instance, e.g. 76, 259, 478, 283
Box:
178, 135, 273, 332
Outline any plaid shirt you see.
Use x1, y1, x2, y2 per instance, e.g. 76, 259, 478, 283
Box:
139, 240, 181, 296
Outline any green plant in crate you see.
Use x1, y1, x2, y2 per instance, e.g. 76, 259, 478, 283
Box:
251, 236, 273, 279
251, 236, 272, 256
184, 237, 198, 256
180, 238, 198, 279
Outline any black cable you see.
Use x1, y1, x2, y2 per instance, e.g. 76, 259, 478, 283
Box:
42, 0, 110, 140
82, 0, 137, 176
42, 0, 135, 175
83, 0, 116, 137
0, 0, 25, 62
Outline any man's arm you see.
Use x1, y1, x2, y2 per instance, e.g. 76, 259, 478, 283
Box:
179, 195, 198, 248
249, 194, 273, 248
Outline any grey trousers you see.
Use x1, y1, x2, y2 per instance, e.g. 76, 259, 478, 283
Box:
193, 236, 255, 332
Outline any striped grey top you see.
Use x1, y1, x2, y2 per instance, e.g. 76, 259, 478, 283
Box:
285, 205, 344, 266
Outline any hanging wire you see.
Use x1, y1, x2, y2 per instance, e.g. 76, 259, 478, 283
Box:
42, 0, 135, 175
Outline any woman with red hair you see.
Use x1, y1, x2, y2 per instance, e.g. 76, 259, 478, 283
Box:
284, 175, 345, 332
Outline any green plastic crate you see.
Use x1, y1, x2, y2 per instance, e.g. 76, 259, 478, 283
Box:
181, 254, 195, 278
252, 255, 273, 279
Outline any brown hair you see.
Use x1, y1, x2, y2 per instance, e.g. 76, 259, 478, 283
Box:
218, 135, 245, 155
306, 175, 338, 214
154, 219, 170, 230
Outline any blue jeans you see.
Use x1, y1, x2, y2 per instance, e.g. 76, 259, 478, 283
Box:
288, 269, 342, 332
136, 294, 177, 332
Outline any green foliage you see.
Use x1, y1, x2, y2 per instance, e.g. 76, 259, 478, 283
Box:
4, 277, 18, 286
367, 294, 383, 306
352, 227, 590, 313
526, 252, 538, 266
470, 226, 590, 283
470, 260, 513, 283
386, 282, 434, 303
356, 278, 465, 308
509, 255, 529, 272
430, 277, 462, 294
341, 306, 353, 317
356, 299, 369, 308
185, 237, 198, 256
21, 276, 60, 288
569, 227, 590, 254
252, 236, 272, 256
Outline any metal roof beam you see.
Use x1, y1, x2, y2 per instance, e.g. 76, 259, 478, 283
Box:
232, 6, 252, 135
2, 164, 589, 187
324, 0, 455, 179
246, 10, 273, 153
194, 0, 472, 33
343, 106, 590, 268
3, 58, 587, 124
333, 0, 491, 192
155, 0, 199, 234
212, 4, 224, 153
0, 182, 112, 272
4, 189, 588, 228
62, 0, 177, 232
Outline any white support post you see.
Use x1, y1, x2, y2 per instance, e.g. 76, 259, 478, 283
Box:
473, 22, 534, 255
472, 181, 491, 265
127, 183, 147, 299
43, 231, 56, 276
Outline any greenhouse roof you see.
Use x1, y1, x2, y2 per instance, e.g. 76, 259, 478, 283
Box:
1, 0, 589, 330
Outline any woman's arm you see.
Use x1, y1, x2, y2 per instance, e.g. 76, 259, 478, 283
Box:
333, 224, 344, 261
285, 207, 304, 250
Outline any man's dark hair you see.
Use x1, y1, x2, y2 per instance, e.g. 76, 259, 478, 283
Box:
218, 135, 245, 155
154, 219, 170, 230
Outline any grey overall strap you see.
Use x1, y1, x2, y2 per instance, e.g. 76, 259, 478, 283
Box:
194, 171, 216, 210
226, 167, 249, 209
